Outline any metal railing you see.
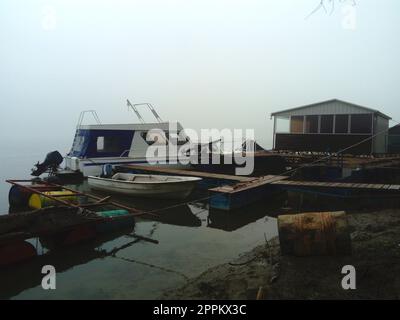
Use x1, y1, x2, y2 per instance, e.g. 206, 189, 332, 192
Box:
127, 99, 163, 123
76, 110, 101, 128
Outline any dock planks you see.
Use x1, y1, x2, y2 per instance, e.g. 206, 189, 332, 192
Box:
209, 175, 288, 194
270, 180, 400, 191
119, 164, 400, 193
119, 164, 400, 210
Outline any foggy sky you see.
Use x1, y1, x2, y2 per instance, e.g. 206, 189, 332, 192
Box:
1, 0, 400, 154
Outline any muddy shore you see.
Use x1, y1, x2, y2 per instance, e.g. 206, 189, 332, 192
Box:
162, 209, 400, 299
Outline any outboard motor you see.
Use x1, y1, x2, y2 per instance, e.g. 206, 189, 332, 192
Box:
31, 151, 64, 176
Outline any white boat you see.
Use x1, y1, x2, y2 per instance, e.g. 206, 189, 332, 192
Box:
88, 173, 202, 199
64, 102, 193, 177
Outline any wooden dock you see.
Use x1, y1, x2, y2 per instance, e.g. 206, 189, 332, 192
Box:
210, 177, 400, 210
271, 180, 400, 191
211, 175, 288, 193
117, 164, 400, 211
208, 175, 288, 210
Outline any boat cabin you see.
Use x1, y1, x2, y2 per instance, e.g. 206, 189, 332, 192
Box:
65, 121, 188, 177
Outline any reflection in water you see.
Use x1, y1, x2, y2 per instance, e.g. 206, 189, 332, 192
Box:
0, 181, 290, 299
151, 205, 202, 228
0, 154, 289, 299
207, 194, 287, 232
85, 183, 205, 209
0, 230, 127, 299
87, 184, 204, 227
86, 180, 207, 228
0, 225, 170, 299
4, 165, 400, 299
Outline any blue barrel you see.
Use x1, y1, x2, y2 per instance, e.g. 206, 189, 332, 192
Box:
9, 185, 61, 208
8, 185, 32, 208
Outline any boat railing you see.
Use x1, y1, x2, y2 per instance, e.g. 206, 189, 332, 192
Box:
127, 99, 163, 123
76, 110, 101, 128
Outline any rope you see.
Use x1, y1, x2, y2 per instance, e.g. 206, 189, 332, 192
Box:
136, 195, 212, 217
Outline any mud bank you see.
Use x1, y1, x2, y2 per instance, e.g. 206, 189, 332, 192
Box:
162, 209, 400, 299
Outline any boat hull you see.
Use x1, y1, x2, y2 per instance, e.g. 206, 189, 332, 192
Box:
88, 175, 201, 200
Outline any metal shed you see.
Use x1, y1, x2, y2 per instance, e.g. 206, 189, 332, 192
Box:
271, 99, 391, 155
388, 125, 400, 153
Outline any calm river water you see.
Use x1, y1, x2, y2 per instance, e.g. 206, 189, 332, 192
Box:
0, 149, 283, 299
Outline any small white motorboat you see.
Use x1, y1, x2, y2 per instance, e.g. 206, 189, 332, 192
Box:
88, 173, 202, 200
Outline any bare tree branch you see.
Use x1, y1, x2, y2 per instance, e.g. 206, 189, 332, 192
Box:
306, 0, 357, 20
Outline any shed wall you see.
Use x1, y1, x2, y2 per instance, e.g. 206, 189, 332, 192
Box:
275, 133, 373, 154
373, 116, 389, 153
274, 101, 376, 118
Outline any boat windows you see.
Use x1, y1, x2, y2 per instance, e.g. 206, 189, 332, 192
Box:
96, 136, 122, 153
350, 114, 372, 134
335, 115, 349, 134
72, 135, 85, 152
97, 136, 105, 151
320, 115, 334, 134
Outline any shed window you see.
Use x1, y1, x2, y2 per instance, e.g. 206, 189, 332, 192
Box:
320, 115, 334, 133
335, 115, 349, 134
350, 114, 372, 134
290, 116, 304, 133
275, 117, 290, 133
305, 115, 319, 133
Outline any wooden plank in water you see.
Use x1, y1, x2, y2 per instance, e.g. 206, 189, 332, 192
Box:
271, 179, 400, 192
119, 164, 254, 182
210, 175, 288, 193
356, 184, 371, 189
214, 186, 233, 192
